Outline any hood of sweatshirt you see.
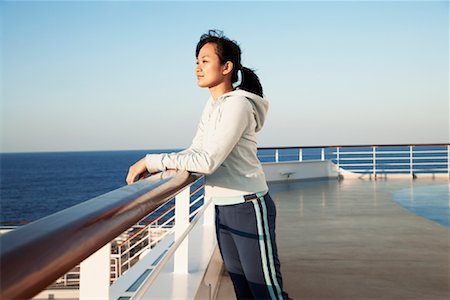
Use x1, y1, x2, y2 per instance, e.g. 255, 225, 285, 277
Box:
221, 89, 269, 132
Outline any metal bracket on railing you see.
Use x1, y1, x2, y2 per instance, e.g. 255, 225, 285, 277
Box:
281, 172, 295, 179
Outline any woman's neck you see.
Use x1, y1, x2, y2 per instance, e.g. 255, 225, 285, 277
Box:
209, 82, 234, 100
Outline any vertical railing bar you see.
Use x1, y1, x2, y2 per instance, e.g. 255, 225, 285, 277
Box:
275, 149, 279, 163
336, 147, 340, 170
116, 258, 119, 280
373, 146, 376, 177
114, 257, 118, 280
148, 225, 152, 256
299, 148, 303, 162
127, 239, 131, 272
410, 145, 413, 176
174, 186, 190, 274
321, 147, 325, 161
118, 243, 122, 276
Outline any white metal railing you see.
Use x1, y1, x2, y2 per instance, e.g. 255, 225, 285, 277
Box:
80, 175, 213, 300
258, 144, 449, 176
48, 176, 206, 292
2, 174, 208, 299
0, 170, 204, 299
115, 177, 205, 276
131, 196, 213, 299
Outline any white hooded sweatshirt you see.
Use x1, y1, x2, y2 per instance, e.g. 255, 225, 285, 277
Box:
145, 89, 269, 202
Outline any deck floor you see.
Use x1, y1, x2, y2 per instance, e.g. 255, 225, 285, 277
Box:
216, 177, 450, 300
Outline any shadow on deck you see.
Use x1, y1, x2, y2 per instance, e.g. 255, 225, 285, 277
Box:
216, 177, 450, 300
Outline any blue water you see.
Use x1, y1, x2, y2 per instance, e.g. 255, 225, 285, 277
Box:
0, 150, 179, 223
392, 184, 450, 228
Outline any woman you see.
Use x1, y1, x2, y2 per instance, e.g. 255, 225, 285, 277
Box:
126, 30, 290, 300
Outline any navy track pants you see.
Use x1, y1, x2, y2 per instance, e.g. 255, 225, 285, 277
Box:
215, 193, 291, 300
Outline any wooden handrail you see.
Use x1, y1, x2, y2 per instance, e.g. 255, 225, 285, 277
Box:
0, 170, 202, 300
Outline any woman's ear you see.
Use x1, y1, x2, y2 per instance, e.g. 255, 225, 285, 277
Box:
222, 61, 234, 76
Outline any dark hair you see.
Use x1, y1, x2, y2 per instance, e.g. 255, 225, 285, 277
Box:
195, 29, 263, 97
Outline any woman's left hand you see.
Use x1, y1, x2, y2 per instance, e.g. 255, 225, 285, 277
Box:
126, 158, 149, 185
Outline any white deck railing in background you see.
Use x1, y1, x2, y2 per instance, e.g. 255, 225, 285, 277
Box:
258, 143, 449, 176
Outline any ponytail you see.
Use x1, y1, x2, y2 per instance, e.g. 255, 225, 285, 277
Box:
238, 67, 263, 97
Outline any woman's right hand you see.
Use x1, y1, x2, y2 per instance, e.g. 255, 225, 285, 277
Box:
126, 158, 148, 185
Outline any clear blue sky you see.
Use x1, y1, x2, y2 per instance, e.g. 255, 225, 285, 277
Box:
1, 0, 449, 152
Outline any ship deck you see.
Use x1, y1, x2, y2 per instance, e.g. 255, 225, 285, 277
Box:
216, 177, 450, 300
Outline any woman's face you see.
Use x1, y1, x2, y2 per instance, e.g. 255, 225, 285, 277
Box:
196, 43, 227, 89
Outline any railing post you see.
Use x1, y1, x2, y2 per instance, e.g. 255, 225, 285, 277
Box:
275, 149, 279, 163
148, 224, 152, 250
448, 145, 450, 178
112, 256, 117, 280
118, 244, 122, 276
79, 243, 111, 300
321, 148, 325, 161
174, 186, 190, 273
127, 240, 131, 271
336, 147, 340, 169
299, 148, 303, 162
372, 146, 377, 177
203, 197, 215, 226
410, 145, 413, 176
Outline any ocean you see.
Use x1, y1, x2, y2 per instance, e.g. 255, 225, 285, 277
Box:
0, 150, 179, 224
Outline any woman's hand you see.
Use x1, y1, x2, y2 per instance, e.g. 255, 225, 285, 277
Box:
126, 158, 149, 185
